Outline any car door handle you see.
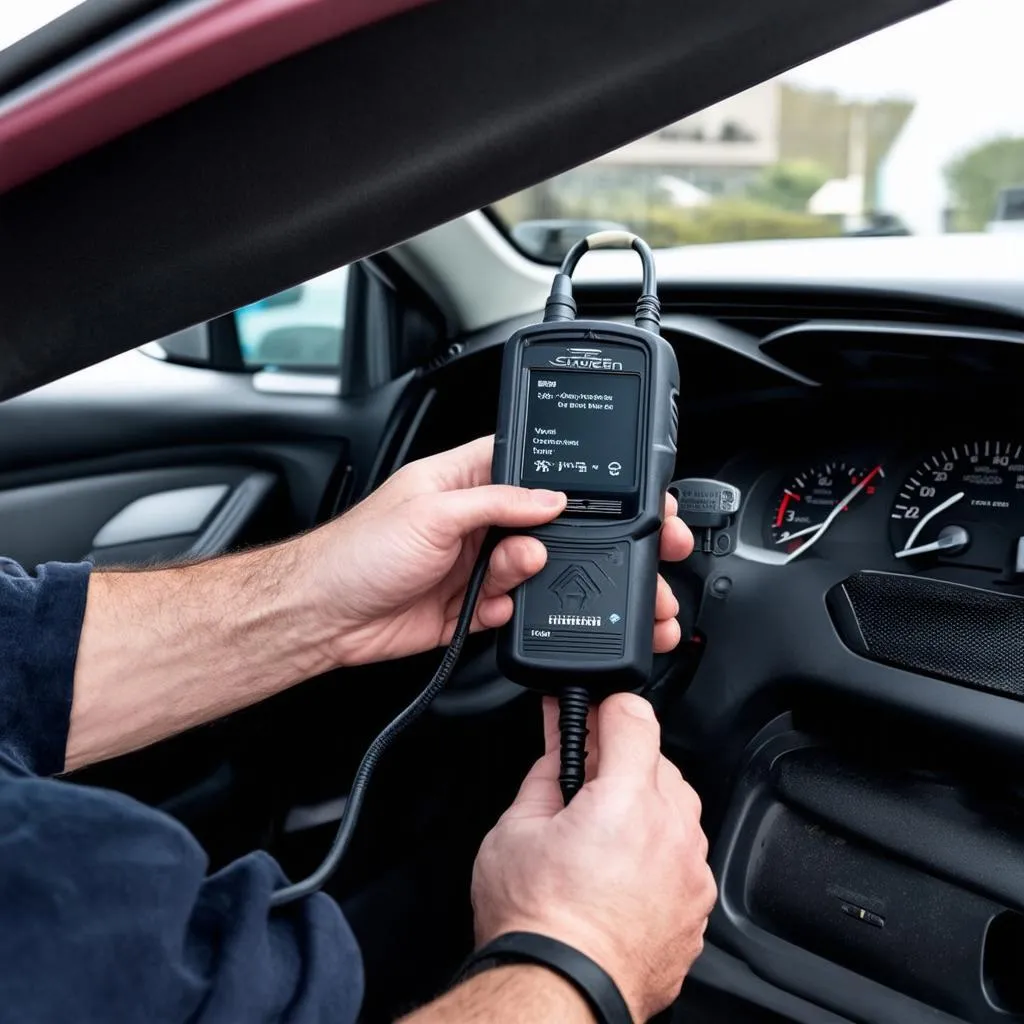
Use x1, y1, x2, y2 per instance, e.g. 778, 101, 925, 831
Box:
89, 472, 276, 559
91, 484, 230, 547
187, 472, 276, 557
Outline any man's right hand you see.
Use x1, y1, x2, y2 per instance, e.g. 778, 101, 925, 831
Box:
471, 694, 717, 1022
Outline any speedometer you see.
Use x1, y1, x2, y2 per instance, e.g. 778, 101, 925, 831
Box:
767, 461, 883, 556
891, 441, 1024, 569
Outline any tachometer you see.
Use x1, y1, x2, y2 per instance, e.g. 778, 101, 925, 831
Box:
891, 441, 1024, 569
767, 461, 883, 556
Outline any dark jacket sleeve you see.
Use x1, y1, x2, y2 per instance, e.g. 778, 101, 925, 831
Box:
0, 559, 364, 1023
0, 558, 90, 776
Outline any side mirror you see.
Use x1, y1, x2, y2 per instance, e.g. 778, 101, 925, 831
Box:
510, 218, 632, 262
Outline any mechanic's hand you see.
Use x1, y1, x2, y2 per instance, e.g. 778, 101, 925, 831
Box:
471, 695, 716, 1022
301, 436, 693, 667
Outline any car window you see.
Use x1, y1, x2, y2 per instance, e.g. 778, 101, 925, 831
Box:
234, 266, 349, 369
0, 1, 86, 53
491, 0, 1024, 257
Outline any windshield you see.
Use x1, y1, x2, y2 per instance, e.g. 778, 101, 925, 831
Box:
492, 0, 1024, 259
0, 1, 87, 53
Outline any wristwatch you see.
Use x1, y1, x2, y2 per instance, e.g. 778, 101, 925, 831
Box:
454, 931, 633, 1024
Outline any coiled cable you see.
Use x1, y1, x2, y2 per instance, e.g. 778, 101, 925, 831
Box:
558, 685, 590, 804
270, 531, 498, 906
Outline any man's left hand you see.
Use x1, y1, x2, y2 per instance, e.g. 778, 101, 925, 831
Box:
298, 437, 693, 668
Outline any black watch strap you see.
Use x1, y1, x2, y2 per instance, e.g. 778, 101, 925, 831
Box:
454, 931, 633, 1024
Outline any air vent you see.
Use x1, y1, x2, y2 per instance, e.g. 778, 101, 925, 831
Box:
423, 341, 465, 372
761, 320, 1024, 385
582, 286, 1024, 337
579, 285, 1024, 389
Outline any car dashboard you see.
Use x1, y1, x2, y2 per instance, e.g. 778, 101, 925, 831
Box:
389, 274, 1024, 1024
17, 254, 1024, 1024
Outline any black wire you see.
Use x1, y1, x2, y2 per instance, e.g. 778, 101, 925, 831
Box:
555, 233, 660, 334
558, 685, 591, 804
558, 234, 657, 298
270, 531, 499, 907
558, 236, 592, 278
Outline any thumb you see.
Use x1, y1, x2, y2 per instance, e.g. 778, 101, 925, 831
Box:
428, 485, 566, 541
594, 694, 662, 786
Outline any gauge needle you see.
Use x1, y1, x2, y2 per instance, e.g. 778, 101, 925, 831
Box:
894, 525, 970, 559
783, 465, 883, 565
774, 523, 821, 545
774, 490, 801, 528
900, 491, 965, 552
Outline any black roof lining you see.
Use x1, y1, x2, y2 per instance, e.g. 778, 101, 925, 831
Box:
0, 0, 947, 399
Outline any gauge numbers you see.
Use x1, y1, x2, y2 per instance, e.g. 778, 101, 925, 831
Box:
768, 461, 884, 556
891, 441, 1024, 568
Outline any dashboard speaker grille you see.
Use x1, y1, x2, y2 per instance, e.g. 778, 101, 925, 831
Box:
828, 571, 1024, 700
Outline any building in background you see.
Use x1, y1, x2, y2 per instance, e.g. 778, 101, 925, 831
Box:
592, 83, 781, 199
780, 87, 913, 230
497, 81, 914, 247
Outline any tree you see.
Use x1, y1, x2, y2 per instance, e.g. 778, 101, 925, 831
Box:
778, 85, 914, 202
749, 160, 830, 212
945, 136, 1024, 231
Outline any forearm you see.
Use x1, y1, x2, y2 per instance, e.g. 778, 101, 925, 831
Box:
400, 966, 595, 1024
66, 541, 335, 770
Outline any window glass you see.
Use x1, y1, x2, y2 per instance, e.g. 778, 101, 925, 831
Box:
491, 0, 1024, 257
0, 1, 87, 53
235, 266, 349, 369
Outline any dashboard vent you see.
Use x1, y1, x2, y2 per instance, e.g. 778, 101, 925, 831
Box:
579, 285, 1024, 390
584, 285, 1024, 333
423, 341, 465, 372
761, 320, 1024, 386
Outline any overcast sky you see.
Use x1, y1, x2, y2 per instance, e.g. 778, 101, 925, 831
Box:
784, 0, 1024, 232
0, 0, 86, 52
786, 0, 1023, 102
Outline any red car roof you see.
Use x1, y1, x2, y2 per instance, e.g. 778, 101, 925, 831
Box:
0, 0, 433, 194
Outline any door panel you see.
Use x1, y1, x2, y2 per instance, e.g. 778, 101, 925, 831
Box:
0, 466, 269, 567
0, 348, 415, 866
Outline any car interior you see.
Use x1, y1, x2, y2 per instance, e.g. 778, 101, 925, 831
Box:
4, 0, 1024, 1021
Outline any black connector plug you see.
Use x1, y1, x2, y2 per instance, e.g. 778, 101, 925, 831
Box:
543, 272, 578, 323
671, 478, 742, 554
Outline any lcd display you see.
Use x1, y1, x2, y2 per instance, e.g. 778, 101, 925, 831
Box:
519, 369, 641, 490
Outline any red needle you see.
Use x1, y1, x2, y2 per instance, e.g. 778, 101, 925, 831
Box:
841, 465, 882, 511
774, 489, 801, 528
775, 493, 792, 528
861, 465, 882, 487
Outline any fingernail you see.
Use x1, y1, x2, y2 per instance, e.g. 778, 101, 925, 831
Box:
533, 490, 566, 508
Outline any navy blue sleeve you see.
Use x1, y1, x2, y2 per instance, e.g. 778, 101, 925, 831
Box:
0, 559, 364, 1024
0, 558, 89, 776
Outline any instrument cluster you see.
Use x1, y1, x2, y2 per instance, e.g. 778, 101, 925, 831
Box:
749, 439, 1024, 580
